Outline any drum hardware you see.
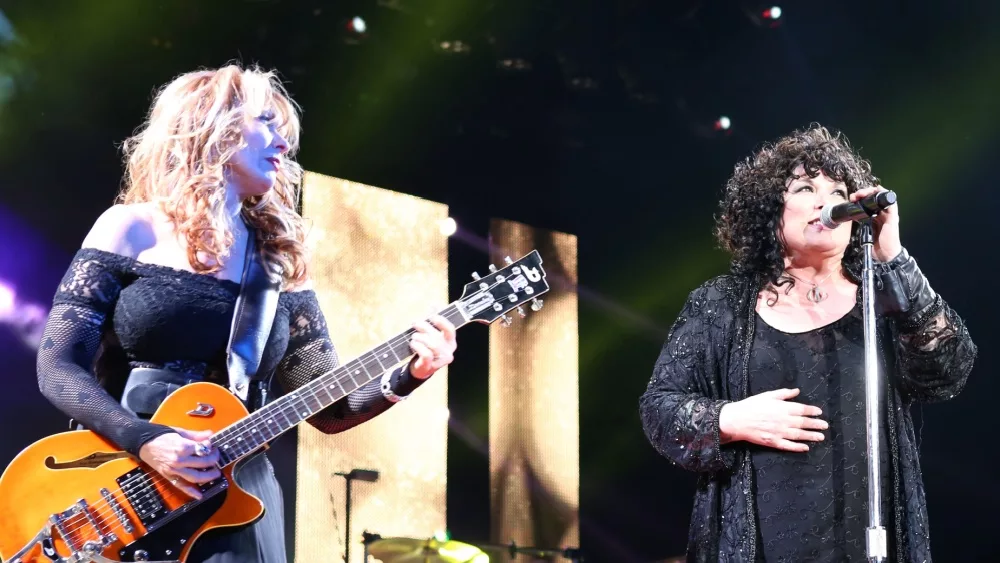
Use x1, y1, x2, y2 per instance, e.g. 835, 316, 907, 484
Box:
478, 541, 583, 562
360, 534, 583, 563
363, 534, 487, 563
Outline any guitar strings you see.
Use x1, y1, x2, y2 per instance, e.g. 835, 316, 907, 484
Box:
54, 323, 419, 542
59, 275, 536, 546
55, 326, 425, 542
54, 295, 494, 543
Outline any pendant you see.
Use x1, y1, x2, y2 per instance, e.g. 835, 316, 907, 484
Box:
807, 285, 827, 303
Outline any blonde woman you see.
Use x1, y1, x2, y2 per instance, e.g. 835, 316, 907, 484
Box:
36, 64, 457, 562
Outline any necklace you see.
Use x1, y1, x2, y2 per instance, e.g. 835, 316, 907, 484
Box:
784, 269, 836, 303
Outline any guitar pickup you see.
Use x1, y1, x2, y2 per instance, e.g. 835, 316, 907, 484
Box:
118, 467, 167, 529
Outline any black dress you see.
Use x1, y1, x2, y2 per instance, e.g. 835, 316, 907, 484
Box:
749, 305, 893, 562
36, 247, 422, 562
640, 252, 977, 562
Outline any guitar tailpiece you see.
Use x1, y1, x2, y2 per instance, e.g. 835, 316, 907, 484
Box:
0, 523, 180, 563
77, 554, 180, 563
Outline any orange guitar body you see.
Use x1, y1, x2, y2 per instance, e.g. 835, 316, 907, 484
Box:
0, 383, 264, 563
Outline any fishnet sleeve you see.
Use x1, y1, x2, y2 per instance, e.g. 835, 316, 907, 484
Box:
36, 249, 173, 456
276, 290, 423, 434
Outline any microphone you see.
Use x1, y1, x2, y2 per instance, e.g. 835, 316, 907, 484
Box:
820, 190, 896, 229
334, 469, 380, 482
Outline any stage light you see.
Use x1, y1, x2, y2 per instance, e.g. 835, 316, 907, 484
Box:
0, 279, 48, 350
568, 76, 599, 91
762, 6, 782, 20
0, 281, 13, 320
435, 407, 451, 423
437, 40, 471, 54
714, 116, 732, 131
497, 58, 532, 72
340, 15, 369, 45
439, 217, 458, 237
0, 9, 16, 44
348, 16, 367, 34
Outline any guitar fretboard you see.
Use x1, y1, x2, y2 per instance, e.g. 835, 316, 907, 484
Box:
212, 304, 467, 466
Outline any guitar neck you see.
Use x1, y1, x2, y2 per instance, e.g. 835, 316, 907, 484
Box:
212, 303, 468, 467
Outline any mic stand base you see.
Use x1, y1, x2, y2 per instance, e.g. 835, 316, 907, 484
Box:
866, 527, 887, 561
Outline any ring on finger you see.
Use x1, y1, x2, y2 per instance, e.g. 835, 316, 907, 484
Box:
194, 443, 211, 457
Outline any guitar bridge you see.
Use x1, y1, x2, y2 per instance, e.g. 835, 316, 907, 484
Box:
101, 487, 135, 534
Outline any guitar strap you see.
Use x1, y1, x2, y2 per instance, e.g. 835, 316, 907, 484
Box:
226, 228, 281, 411
81, 229, 281, 430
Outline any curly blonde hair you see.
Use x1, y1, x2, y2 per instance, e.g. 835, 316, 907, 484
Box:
118, 63, 308, 287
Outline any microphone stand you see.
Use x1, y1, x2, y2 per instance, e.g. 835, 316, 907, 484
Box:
335, 469, 380, 563
860, 219, 887, 562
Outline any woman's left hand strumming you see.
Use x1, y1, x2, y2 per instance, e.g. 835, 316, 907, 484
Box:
408, 314, 458, 379
852, 185, 902, 262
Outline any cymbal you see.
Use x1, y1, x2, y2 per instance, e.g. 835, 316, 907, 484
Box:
367, 537, 487, 563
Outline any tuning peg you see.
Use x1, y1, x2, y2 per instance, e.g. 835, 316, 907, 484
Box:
530, 299, 544, 311
488, 264, 498, 273
471, 272, 481, 281
500, 314, 513, 327
504, 256, 513, 265
516, 306, 526, 318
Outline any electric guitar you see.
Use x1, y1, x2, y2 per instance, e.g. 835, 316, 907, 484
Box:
0, 251, 549, 563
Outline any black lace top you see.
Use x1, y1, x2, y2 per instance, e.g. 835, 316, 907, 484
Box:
36, 248, 422, 456
749, 306, 893, 562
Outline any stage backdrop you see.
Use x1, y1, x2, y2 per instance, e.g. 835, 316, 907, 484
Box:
488, 219, 580, 561
296, 171, 450, 563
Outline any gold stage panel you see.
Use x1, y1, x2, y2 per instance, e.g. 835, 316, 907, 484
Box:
488, 219, 580, 561
296, 172, 449, 563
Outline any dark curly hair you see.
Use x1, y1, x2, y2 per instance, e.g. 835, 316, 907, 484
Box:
715, 124, 878, 299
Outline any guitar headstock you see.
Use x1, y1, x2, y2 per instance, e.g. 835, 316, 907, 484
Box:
458, 250, 549, 326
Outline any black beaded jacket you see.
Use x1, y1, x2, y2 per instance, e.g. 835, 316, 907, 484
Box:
639, 249, 977, 562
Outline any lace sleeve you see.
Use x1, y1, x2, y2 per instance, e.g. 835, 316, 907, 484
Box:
639, 283, 737, 474
893, 296, 977, 402
36, 249, 173, 456
875, 249, 977, 403
276, 290, 421, 434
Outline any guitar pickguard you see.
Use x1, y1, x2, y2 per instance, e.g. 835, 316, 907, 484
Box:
44, 451, 130, 470
118, 488, 231, 562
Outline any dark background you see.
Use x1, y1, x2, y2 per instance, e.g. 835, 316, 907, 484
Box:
0, 0, 997, 560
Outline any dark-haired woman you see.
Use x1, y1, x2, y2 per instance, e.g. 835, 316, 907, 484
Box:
640, 124, 976, 562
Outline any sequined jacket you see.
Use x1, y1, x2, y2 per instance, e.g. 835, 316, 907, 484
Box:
639, 249, 977, 562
